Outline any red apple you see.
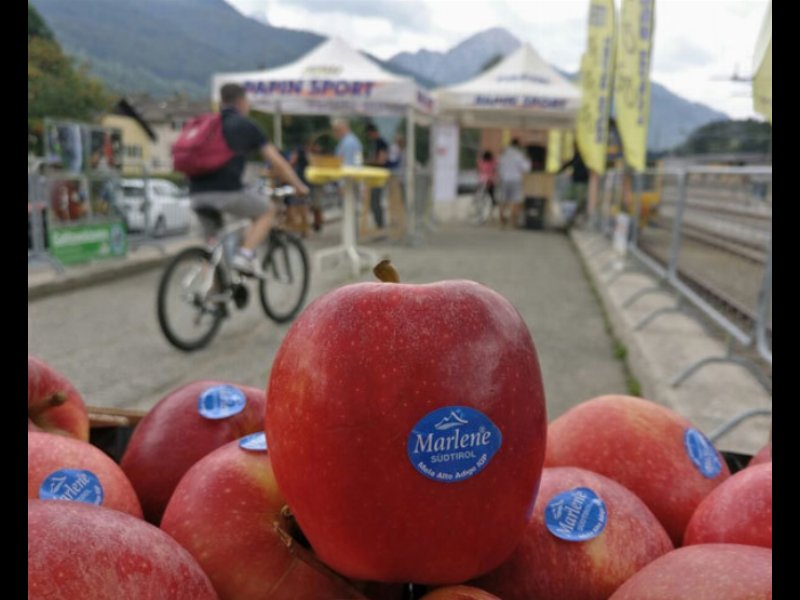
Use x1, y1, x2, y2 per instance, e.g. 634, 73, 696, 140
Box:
120, 380, 266, 523
749, 442, 772, 467
684, 461, 772, 548
545, 395, 730, 545
471, 467, 673, 600
28, 500, 218, 599
420, 586, 500, 600
29, 431, 142, 518
28, 355, 89, 441
161, 434, 369, 600
266, 277, 547, 584
609, 544, 772, 599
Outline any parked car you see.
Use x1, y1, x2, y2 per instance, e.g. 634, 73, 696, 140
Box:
121, 179, 192, 236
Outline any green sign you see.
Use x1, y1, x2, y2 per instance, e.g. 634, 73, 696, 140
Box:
48, 220, 128, 265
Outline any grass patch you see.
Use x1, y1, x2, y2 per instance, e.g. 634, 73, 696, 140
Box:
570, 233, 644, 398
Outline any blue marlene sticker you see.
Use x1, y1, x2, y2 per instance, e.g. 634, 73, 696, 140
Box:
684, 428, 722, 478
198, 385, 247, 420
545, 487, 607, 542
39, 469, 104, 506
239, 432, 268, 452
407, 406, 502, 483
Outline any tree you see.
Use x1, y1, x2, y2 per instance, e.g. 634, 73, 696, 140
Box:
675, 119, 771, 156
28, 3, 54, 41
28, 3, 110, 154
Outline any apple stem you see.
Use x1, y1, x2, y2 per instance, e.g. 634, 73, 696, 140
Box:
373, 260, 400, 283
28, 391, 67, 419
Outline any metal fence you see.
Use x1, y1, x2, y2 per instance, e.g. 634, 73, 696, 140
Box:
27, 161, 199, 273
441, 163, 771, 403
28, 159, 65, 273
585, 165, 772, 438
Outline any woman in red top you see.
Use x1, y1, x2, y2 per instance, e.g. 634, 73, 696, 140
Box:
477, 150, 497, 206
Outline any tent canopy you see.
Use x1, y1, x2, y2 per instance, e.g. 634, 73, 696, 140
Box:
434, 43, 580, 129
212, 36, 435, 120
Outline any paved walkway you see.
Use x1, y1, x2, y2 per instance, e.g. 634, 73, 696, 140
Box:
28, 222, 629, 423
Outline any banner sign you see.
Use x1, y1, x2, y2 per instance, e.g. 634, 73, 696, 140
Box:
576, 0, 617, 175
614, 0, 656, 171
48, 220, 127, 265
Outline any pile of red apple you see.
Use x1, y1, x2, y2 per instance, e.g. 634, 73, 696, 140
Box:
28, 271, 772, 599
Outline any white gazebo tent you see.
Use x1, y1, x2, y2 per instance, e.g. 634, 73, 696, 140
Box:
211, 36, 435, 269
212, 36, 435, 209
434, 42, 581, 129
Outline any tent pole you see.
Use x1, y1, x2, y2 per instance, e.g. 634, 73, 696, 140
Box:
405, 107, 416, 241
273, 102, 283, 150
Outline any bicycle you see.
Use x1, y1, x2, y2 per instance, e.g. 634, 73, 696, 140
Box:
156, 185, 310, 352
469, 180, 496, 225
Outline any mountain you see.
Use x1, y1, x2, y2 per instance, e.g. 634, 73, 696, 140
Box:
387, 29, 729, 151
30, 0, 324, 99
390, 27, 521, 87
646, 84, 729, 151
32, 1, 728, 151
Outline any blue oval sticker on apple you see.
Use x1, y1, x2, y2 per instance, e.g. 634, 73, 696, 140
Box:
39, 469, 104, 506
407, 406, 502, 483
198, 385, 247, 420
684, 428, 722, 478
239, 432, 268, 452
545, 487, 607, 542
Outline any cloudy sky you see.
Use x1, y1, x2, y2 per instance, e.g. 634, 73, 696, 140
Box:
225, 0, 769, 119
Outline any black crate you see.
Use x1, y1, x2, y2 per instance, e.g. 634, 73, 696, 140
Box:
524, 196, 545, 230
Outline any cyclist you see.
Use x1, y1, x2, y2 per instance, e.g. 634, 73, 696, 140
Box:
189, 83, 310, 277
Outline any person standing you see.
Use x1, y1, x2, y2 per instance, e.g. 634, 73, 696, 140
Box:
497, 139, 531, 228
557, 144, 589, 231
477, 150, 498, 208
332, 118, 363, 166
364, 123, 389, 230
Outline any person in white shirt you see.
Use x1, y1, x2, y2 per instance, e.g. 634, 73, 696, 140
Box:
497, 138, 531, 228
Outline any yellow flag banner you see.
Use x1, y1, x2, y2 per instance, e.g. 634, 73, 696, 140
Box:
614, 0, 655, 172
576, 0, 617, 175
753, 1, 772, 124
562, 130, 575, 163
546, 130, 563, 173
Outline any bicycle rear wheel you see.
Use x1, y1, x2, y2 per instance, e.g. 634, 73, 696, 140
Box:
258, 232, 310, 324
470, 184, 492, 225
157, 247, 225, 351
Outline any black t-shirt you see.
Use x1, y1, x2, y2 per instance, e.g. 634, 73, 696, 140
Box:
189, 107, 269, 193
367, 137, 389, 166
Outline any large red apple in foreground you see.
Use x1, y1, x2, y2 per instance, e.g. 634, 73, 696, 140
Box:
121, 380, 266, 523
471, 467, 673, 600
684, 461, 772, 548
266, 274, 547, 584
609, 544, 772, 599
28, 431, 142, 518
545, 395, 730, 544
28, 355, 89, 440
161, 434, 369, 600
28, 500, 218, 599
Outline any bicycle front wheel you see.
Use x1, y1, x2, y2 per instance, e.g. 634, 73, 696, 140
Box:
470, 185, 492, 225
258, 233, 310, 324
157, 247, 225, 352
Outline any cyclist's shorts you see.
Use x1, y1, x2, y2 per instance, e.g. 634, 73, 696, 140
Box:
499, 180, 523, 204
191, 189, 271, 220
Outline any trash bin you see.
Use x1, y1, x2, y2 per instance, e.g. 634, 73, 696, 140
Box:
524, 196, 545, 230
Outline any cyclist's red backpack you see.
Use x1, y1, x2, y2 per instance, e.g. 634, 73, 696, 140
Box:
172, 113, 235, 177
